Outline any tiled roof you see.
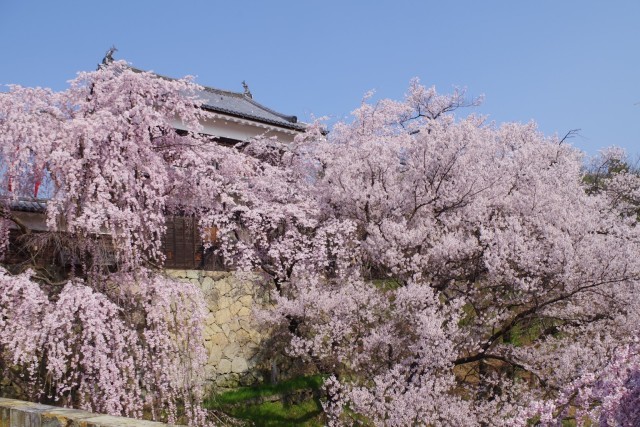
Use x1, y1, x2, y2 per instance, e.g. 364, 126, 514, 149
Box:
128, 66, 306, 131
198, 87, 306, 131
7, 199, 47, 213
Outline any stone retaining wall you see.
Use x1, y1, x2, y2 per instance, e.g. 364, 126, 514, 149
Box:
166, 270, 271, 389
0, 398, 179, 426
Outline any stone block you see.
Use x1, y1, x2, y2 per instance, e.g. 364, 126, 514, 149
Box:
239, 319, 253, 331
229, 301, 242, 316
231, 357, 248, 373
208, 312, 223, 326
235, 329, 250, 344
217, 280, 232, 296
238, 306, 251, 317
185, 270, 200, 280
223, 342, 240, 359
218, 359, 232, 374
221, 323, 231, 337
249, 330, 262, 344
206, 344, 222, 364
165, 270, 186, 279
204, 323, 222, 336
203, 271, 230, 280
214, 308, 231, 325
228, 319, 241, 332
239, 295, 253, 307
201, 277, 215, 293
216, 373, 239, 388
204, 368, 217, 385
210, 333, 228, 347
217, 296, 231, 310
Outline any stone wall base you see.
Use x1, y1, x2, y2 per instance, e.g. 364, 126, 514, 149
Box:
166, 270, 272, 389
0, 398, 181, 426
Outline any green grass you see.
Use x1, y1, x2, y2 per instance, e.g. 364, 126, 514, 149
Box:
204, 375, 326, 426
224, 399, 324, 427
206, 375, 325, 406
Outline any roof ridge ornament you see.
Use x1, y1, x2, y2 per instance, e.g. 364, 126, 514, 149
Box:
102, 46, 118, 66
242, 80, 252, 98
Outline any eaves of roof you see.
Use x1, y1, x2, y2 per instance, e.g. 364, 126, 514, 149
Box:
6, 199, 47, 213
201, 103, 307, 131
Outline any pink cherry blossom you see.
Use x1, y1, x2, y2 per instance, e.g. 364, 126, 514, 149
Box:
2, 61, 640, 426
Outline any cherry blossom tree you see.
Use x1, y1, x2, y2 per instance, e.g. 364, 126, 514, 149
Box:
233, 81, 640, 425
527, 338, 640, 426
0, 61, 237, 425
584, 147, 640, 218
2, 59, 639, 426
0, 268, 207, 423
0, 59, 319, 424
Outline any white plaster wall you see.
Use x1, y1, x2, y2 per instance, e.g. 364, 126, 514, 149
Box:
172, 113, 298, 144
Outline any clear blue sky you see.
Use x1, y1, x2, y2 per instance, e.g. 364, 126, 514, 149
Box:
1, 1, 639, 157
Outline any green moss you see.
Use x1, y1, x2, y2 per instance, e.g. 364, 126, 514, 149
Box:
371, 278, 402, 291
502, 319, 561, 347
458, 303, 476, 327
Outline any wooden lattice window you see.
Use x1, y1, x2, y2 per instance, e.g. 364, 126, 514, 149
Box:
162, 216, 224, 270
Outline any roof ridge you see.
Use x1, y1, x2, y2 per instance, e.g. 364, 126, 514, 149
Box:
201, 85, 245, 98
127, 65, 265, 105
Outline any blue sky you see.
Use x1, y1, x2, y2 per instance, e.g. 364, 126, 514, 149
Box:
1, 1, 639, 157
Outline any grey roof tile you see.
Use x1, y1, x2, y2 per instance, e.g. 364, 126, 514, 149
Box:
198, 87, 306, 130
127, 66, 306, 131
6, 199, 47, 213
